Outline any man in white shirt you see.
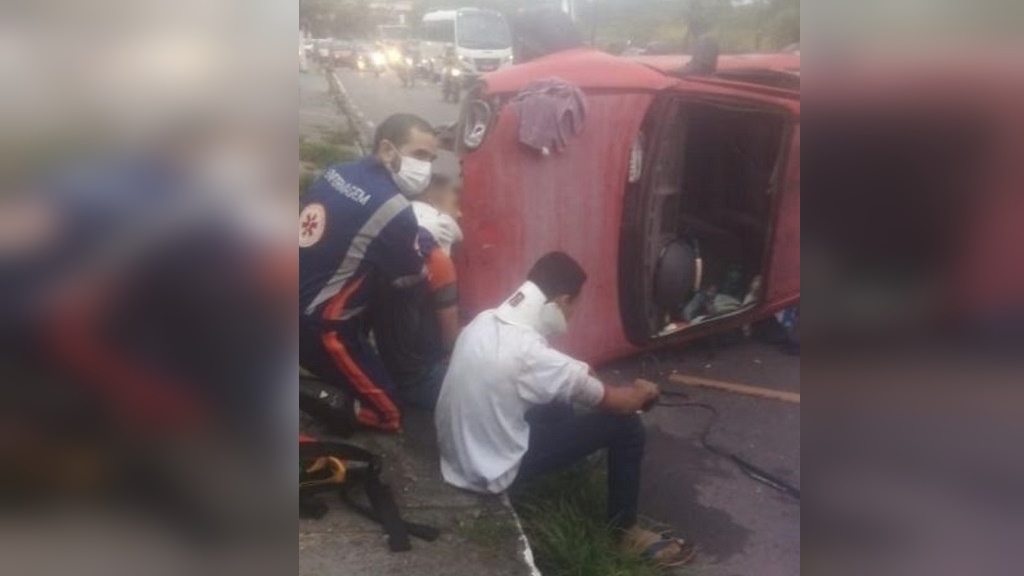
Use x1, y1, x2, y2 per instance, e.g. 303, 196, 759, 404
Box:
436, 252, 693, 565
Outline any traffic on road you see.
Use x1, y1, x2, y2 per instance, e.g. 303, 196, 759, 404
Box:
303, 7, 516, 131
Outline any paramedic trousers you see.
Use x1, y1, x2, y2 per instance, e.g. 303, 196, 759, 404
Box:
299, 317, 402, 432
395, 360, 448, 413
514, 403, 646, 531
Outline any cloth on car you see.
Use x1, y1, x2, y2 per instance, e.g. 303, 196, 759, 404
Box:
510, 77, 587, 155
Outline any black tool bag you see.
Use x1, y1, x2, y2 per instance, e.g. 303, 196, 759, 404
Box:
299, 436, 440, 552
299, 375, 358, 438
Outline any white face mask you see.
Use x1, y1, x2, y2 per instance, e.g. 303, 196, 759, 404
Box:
538, 301, 568, 336
392, 155, 432, 196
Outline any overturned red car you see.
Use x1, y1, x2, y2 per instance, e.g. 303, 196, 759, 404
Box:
452, 48, 801, 364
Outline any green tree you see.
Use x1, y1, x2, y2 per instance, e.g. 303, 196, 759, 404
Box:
765, 0, 800, 46
408, 0, 560, 31
300, 0, 372, 39
399, 0, 799, 53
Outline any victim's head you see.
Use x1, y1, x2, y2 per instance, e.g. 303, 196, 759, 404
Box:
422, 150, 462, 219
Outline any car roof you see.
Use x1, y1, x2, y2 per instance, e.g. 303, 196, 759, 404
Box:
629, 52, 801, 75
484, 49, 675, 94
483, 49, 800, 95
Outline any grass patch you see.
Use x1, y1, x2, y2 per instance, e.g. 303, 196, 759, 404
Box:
299, 139, 357, 170
455, 511, 520, 554
321, 127, 360, 148
299, 131, 360, 195
513, 461, 669, 576
299, 171, 316, 195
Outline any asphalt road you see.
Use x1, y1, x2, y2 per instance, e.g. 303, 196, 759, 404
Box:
318, 66, 801, 576
334, 66, 462, 135
607, 339, 801, 576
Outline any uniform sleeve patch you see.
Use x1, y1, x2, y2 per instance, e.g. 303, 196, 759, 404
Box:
508, 291, 525, 307
299, 203, 326, 248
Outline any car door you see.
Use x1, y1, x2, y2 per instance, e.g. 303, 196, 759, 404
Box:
669, 77, 800, 327
619, 78, 800, 346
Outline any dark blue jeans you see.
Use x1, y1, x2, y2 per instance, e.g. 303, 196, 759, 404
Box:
514, 403, 646, 531
396, 361, 448, 412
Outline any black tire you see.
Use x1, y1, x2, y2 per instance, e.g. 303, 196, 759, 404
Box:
653, 239, 698, 313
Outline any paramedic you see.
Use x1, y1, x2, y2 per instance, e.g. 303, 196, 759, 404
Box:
300, 113, 438, 432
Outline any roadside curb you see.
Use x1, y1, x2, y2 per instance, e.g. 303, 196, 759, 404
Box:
299, 410, 544, 576
503, 493, 544, 576
328, 70, 374, 155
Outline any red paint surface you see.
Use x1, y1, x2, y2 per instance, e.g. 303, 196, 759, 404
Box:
485, 48, 674, 94
458, 50, 801, 364
459, 90, 657, 362
629, 53, 801, 75
766, 124, 801, 303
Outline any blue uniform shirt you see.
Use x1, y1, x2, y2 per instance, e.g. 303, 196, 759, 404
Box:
300, 157, 424, 322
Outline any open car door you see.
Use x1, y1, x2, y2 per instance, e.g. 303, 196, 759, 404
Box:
619, 77, 800, 345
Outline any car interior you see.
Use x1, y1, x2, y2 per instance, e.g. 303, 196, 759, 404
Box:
630, 97, 790, 338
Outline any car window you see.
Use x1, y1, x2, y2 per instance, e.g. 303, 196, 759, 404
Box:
650, 103, 686, 197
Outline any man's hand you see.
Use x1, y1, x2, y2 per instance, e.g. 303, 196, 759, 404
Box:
599, 378, 661, 414
632, 378, 660, 411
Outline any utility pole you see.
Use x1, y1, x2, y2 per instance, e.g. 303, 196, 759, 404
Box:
562, 0, 576, 21
589, 0, 597, 45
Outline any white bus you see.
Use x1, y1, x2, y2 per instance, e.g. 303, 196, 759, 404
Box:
419, 8, 513, 77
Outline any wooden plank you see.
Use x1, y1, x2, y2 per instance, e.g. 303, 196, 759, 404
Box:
668, 373, 800, 404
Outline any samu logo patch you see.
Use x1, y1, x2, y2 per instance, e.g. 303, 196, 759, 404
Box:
299, 203, 326, 248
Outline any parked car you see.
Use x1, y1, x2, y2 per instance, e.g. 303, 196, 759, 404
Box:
314, 39, 332, 64
453, 48, 801, 364
330, 41, 358, 69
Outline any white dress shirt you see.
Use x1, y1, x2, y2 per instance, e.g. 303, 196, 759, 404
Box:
435, 281, 605, 493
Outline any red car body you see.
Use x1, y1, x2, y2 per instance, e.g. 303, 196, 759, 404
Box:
453, 49, 800, 364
